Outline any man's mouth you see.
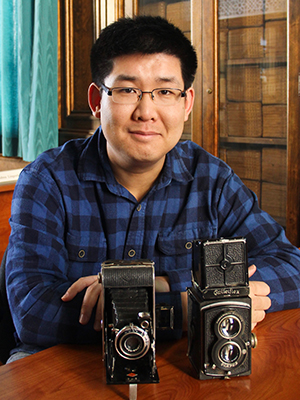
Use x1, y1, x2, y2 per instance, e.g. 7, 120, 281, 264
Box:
129, 130, 160, 138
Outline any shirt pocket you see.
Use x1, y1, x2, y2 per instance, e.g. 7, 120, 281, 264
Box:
156, 228, 199, 275
156, 226, 214, 274
157, 229, 196, 256
66, 231, 107, 263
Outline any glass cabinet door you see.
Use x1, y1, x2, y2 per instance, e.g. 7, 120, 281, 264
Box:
134, 0, 300, 245
218, 0, 288, 228
138, 1, 190, 35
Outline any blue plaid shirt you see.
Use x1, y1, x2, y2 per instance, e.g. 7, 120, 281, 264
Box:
6, 128, 300, 352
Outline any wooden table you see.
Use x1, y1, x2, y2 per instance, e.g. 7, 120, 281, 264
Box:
0, 309, 299, 400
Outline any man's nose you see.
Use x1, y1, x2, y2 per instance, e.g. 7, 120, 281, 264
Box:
133, 91, 157, 120
138, 90, 154, 102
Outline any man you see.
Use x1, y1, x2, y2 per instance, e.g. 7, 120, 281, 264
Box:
5, 16, 300, 362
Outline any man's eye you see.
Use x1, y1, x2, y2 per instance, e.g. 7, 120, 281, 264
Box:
119, 88, 136, 94
158, 89, 175, 96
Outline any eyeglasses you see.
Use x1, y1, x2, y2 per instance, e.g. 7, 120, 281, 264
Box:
99, 83, 186, 106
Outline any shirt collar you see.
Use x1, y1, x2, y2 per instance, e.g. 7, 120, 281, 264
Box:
77, 127, 194, 186
77, 127, 114, 184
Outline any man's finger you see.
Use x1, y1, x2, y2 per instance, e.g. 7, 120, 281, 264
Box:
252, 310, 266, 324
61, 276, 98, 301
248, 264, 256, 278
79, 280, 103, 325
251, 292, 272, 311
250, 280, 271, 297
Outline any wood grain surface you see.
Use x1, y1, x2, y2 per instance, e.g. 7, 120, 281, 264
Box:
0, 309, 299, 399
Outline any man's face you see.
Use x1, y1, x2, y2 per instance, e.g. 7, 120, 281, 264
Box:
93, 53, 194, 172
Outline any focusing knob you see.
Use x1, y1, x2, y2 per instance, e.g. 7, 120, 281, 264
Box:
251, 332, 258, 348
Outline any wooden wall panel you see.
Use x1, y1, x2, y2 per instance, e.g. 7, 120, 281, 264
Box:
58, 0, 100, 144
58, 0, 127, 145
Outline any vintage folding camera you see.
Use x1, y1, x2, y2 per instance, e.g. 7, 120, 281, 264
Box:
187, 237, 257, 380
101, 259, 159, 385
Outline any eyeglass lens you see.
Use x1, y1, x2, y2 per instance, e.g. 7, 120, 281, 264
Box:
110, 88, 183, 105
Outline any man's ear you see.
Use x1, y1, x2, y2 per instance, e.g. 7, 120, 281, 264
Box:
184, 87, 195, 122
88, 83, 101, 118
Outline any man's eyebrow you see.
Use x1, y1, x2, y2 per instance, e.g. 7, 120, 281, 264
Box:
114, 75, 138, 83
155, 76, 181, 85
113, 75, 182, 86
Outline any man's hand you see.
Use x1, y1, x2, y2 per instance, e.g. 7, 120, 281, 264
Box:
155, 267, 272, 332
61, 275, 172, 332
249, 264, 271, 329
155, 275, 170, 292
61, 276, 103, 331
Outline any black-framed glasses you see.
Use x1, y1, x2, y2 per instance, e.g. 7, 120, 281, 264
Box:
99, 83, 186, 106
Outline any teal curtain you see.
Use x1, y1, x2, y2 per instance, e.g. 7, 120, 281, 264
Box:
0, 0, 58, 162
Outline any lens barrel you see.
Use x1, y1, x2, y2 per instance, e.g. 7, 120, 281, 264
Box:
217, 314, 242, 338
115, 324, 151, 360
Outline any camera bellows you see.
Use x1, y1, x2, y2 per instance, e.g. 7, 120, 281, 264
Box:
110, 288, 149, 328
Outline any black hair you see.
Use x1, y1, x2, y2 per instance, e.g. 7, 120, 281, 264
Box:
90, 16, 198, 90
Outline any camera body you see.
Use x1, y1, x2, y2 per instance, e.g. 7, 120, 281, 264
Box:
188, 237, 255, 379
101, 259, 159, 385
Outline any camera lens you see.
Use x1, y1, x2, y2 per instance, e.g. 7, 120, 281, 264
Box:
212, 339, 244, 370
115, 324, 150, 360
124, 335, 143, 353
219, 342, 240, 364
217, 314, 241, 338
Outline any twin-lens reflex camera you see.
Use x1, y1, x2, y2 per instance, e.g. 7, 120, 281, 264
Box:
187, 237, 257, 379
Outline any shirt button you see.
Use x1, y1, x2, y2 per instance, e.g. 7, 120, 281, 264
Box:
128, 249, 136, 258
78, 249, 86, 258
185, 241, 193, 250
137, 204, 142, 212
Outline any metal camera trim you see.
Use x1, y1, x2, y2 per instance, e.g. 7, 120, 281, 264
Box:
216, 313, 242, 339
115, 324, 151, 360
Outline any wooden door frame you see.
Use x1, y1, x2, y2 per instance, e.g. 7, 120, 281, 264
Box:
286, 0, 300, 246
191, 0, 219, 156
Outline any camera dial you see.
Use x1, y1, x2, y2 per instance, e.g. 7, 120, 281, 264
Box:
138, 311, 151, 329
